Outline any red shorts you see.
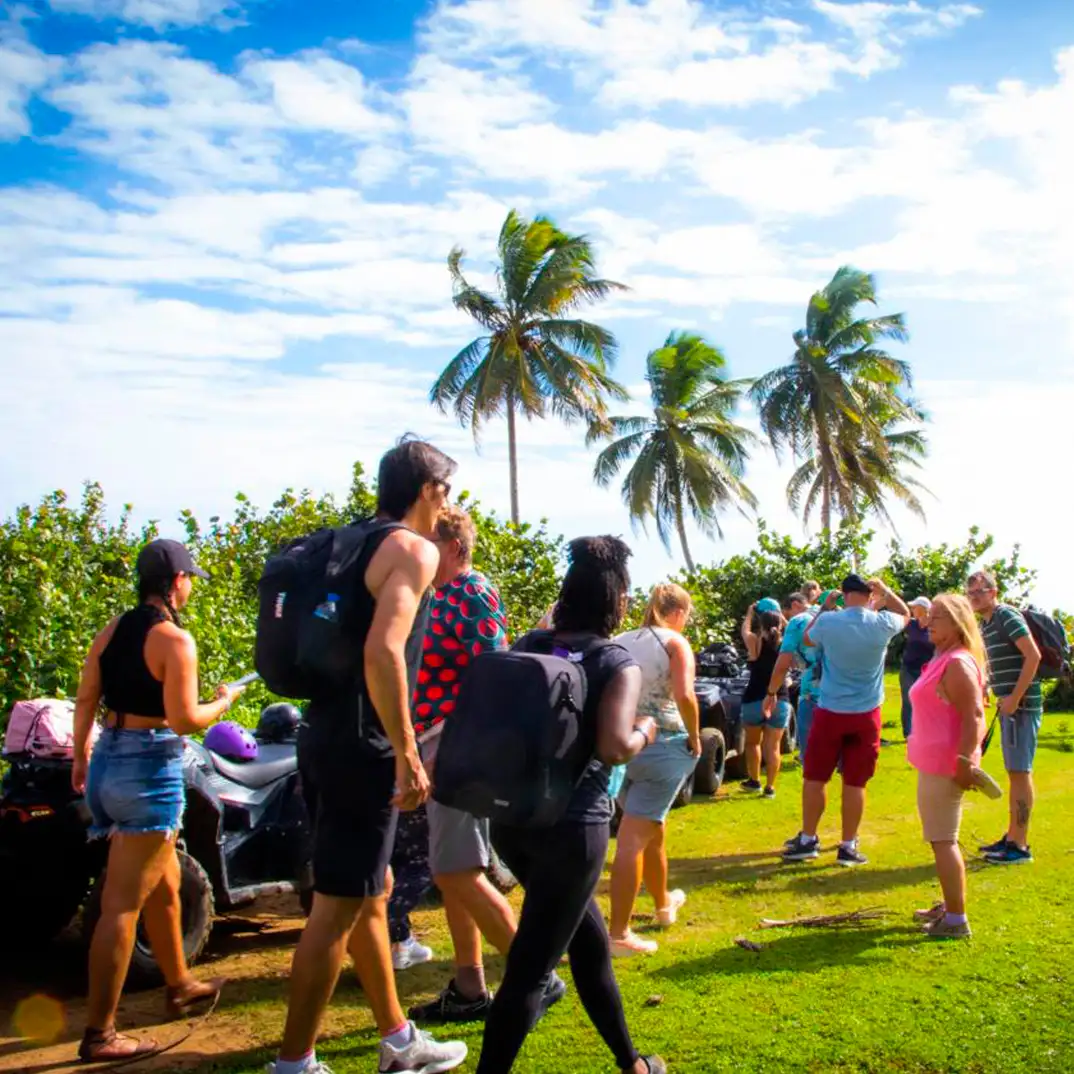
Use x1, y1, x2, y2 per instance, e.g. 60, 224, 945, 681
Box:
803, 707, 882, 788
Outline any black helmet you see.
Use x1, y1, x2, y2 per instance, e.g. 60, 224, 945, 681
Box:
256, 702, 302, 743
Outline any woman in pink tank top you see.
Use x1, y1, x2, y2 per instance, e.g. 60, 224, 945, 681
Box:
907, 593, 989, 940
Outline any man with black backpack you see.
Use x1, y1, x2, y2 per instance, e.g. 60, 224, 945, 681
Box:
966, 571, 1043, 866
266, 437, 467, 1074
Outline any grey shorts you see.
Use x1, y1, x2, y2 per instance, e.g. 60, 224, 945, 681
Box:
422, 731, 491, 876
427, 798, 492, 875
619, 734, 698, 823
1000, 708, 1043, 773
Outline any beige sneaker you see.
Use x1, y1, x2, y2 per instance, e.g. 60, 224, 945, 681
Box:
610, 930, 658, 957
923, 916, 971, 940
655, 889, 687, 929
913, 901, 945, 924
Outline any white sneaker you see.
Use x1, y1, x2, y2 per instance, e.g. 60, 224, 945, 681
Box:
655, 889, 686, 929
610, 930, 659, 957
378, 1024, 467, 1074
265, 1061, 334, 1074
392, 936, 434, 971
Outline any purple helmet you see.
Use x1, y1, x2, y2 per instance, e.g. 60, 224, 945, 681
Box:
205, 721, 258, 762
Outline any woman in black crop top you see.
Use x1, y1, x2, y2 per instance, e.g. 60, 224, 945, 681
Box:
475, 537, 667, 1074
71, 539, 240, 1063
739, 604, 792, 797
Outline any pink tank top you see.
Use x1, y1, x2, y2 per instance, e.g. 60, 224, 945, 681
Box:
907, 649, 984, 777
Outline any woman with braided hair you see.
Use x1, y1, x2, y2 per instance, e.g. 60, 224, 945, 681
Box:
71, 539, 240, 1062
474, 536, 667, 1074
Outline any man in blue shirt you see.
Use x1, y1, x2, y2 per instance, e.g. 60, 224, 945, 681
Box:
783, 575, 908, 867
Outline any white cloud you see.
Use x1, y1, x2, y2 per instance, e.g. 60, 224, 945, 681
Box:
48, 0, 249, 31
0, 16, 60, 140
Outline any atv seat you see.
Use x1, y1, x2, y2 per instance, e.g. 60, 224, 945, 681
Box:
210, 743, 297, 789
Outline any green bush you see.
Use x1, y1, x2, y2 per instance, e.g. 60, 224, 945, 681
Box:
0, 468, 562, 731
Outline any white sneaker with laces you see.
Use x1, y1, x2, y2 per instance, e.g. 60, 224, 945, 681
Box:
392, 936, 434, 971
265, 1062, 334, 1074
378, 1024, 467, 1074
655, 889, 686, 928
610, 930, 659, 957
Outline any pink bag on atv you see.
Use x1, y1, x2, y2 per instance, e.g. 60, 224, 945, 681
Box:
3, 699, 98, 758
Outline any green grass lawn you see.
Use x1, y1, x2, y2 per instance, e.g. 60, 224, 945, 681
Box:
206, 674, 1074, 1074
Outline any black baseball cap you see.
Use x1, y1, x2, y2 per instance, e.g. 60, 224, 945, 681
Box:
136, 539, 209, 581
841, 573, 871, 595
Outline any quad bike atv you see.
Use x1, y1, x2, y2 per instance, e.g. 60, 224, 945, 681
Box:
1, 703, 313, 984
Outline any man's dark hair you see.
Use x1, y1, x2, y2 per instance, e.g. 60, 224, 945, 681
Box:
553, 536, 632, 637
784, 592, 807, 610
376, 435, 457, 521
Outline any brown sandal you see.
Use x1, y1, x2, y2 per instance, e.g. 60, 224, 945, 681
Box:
79, 1027, 160, 1064
164, 976, 224, 1019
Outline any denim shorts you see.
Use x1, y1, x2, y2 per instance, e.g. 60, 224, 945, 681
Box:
1000, 708, 1043, 773
619, 734, 698, 823
741, 698, 792, 730
86, 728, 185, 838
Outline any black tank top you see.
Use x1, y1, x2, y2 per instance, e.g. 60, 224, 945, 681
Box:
742, 636, 788, 704
305, 520, 431, 756
99, 604, 169, 718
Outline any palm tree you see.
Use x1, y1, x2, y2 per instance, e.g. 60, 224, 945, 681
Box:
750, 265, 916, 534
787, 395, 930, 532
430, 210, 628, 524
590, 332, 757, 571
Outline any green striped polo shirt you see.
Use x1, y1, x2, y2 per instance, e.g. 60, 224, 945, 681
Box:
981, 604, 1043, 715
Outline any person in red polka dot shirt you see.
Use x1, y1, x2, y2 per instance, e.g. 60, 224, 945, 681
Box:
407, 507, 562, 1025
413, 524, 508, 743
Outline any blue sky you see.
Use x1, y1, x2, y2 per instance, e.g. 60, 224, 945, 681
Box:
2, 0, 1073, 609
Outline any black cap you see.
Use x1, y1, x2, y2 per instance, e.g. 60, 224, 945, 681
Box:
136, 539, 209, 581
841, 573, 871, 595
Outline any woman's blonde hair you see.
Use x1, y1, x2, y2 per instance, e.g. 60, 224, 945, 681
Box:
642, 583, 692, 629
932, 593, 987, 677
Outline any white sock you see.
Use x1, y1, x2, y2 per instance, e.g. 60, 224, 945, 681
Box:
943, 912, 968, 925
274, 1053, 316, 1074
384, 1022, 416, 1050
840, 838, 857, 851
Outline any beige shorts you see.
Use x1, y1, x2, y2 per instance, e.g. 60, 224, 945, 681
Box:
916, 771, 965, 844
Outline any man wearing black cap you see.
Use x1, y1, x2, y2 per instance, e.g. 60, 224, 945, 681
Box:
782, 574, 909, 866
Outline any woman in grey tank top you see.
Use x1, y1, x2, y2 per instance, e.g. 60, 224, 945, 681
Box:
607, 584, 701, 957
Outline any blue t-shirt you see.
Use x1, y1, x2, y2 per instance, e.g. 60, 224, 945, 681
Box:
780, 608, 820, 699
808, 607, 904, 713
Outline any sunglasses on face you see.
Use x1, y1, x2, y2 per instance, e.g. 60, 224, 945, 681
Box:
965, 589, 991, 598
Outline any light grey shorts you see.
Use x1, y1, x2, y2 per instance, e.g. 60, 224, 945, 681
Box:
619, 734, 698, 823
423, 732, 491, 875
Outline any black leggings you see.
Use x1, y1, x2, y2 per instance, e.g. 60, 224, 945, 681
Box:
388, 805, 433, 944
475, 820, 639, 1074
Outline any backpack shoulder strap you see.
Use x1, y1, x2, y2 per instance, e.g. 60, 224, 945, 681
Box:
326, 519, 408, 582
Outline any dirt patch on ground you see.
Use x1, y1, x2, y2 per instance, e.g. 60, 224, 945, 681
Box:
0, 893, 324, 1074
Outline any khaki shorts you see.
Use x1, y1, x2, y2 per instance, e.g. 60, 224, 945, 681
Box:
916, 771, 965, 844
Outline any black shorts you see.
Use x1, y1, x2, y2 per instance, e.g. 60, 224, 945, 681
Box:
299, 720, 398, 899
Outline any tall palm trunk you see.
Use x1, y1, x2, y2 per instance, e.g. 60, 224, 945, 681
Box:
675, 500, 695, 573
506, 395, 520, 525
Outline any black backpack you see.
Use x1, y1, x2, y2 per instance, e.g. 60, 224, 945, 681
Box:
254, 520, 402, 700
1021, 606, 1071, 681
432, 635, 609, 828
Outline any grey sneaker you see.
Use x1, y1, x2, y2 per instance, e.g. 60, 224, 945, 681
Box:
913, 901, 945, 924
266, 1062, 334, 1074
782, 833, 820, 862
923, 916, 971, 940
378, 1024, 467, 1073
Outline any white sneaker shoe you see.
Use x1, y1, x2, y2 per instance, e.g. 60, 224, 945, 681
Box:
378, 1024, 467, 1074
265, 1061, 334, 1074
610, 930, 659, 957
392, 936, 434, 971
655, 889, 686, 929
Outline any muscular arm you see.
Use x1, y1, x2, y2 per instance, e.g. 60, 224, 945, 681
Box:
667, 634, 700, 745
365, 536, 439, 757
595, 665, 646, 766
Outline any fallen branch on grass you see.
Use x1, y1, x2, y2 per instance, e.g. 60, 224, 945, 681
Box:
759, 907, 889, 929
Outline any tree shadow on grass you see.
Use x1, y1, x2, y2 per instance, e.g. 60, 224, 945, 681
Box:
651, 925, 920, 981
